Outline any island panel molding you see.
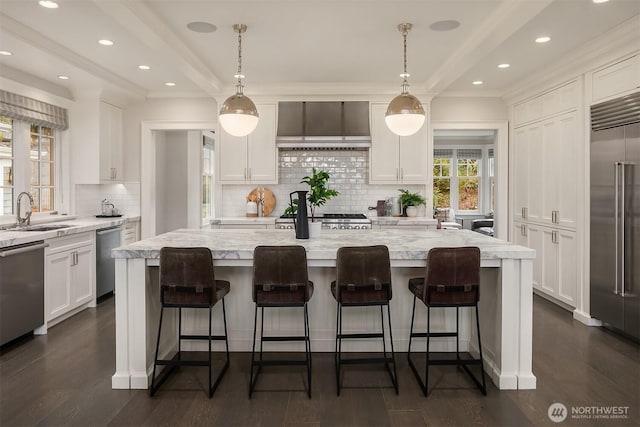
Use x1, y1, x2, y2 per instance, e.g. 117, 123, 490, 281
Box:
112, 228, 536, 391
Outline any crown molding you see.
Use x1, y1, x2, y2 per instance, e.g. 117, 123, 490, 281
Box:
423, 0, 554, 96
95, 0, 222, 95
0, 12, 147, 99
0, 65, 74, 103
502, 14, 640, 105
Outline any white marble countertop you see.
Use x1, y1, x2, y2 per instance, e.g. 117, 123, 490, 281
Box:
210, 217, 277, 225
0, 216, 141, 248
370, 216, 438, 226
113, 228, 534, 261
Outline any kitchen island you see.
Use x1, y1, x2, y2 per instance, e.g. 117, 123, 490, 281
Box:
111, 228, 536, 391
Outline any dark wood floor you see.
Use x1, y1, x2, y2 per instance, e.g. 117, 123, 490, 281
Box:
1, 295, 638, 426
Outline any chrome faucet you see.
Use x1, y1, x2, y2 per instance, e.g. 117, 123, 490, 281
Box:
16, 192, 34, 227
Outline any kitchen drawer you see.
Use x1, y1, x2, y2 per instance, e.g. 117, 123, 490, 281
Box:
46, 231, 95, 254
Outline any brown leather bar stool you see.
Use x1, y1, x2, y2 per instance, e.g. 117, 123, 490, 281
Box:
407, 246, 486, 396
250, 245, 313, 398
332, 245, 398, 395
150, 247, 230, 398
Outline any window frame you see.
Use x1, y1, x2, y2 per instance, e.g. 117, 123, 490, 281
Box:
433, 145, 492, 214
201, 132, 215, 226
0, 116, 63, 222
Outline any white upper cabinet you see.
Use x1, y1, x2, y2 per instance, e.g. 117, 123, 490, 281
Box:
74, 99, 124, 184
513, 80, 578, 127
512, 79, 580, 230
591, 54, 640, 104
99, 101, 124, 182
219, 104, 277, 184
369, 103, 427, 184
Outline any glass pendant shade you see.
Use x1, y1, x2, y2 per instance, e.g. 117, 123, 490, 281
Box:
219, 23, 259, 138
219, 93, 259, 137
385, 93, 425, 136
386, 23, 425, 137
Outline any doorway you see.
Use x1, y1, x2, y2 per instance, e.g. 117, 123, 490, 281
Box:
141, 121, 217, 238
430, 121, 508, 239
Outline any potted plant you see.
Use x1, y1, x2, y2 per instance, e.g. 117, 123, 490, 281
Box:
398, 189, 426, 217
301, 168, 339, 236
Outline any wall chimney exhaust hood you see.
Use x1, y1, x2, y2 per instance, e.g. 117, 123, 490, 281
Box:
276, 101, 371, 149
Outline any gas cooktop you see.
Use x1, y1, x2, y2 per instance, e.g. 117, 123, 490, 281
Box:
276, 213, 371, 230
279, 213, 367, 220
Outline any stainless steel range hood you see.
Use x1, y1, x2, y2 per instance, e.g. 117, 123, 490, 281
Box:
276, 101, 371, 149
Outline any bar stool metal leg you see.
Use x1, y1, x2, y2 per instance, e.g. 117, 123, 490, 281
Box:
304, 302, 312, 399
385, 303, 399, 394
150, 306, 165, 396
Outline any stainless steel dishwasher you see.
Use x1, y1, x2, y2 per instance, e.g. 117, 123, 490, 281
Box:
0, 241, 46, 346
96, 226, 122, 299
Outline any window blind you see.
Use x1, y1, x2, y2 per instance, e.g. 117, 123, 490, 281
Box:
457, 148, 482, 159
434, 148, 453, 158
0, 90, 68, 130
488, 148, 494, 158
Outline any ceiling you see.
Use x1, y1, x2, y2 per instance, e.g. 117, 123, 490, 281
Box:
1, 0, 639, 102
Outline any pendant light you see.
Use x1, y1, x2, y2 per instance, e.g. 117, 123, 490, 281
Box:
385, 23, 425, 137
219, 24, 259, 137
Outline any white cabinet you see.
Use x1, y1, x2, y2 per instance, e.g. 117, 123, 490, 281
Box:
219, 104, 277, 184
540, 113, 578, 229
514, 221, 576, 308
513, 112, 578, 229
45, 232, 96, 322
369, 103, 427, 184
591, 54, 640, 104
99, 101, 124, 182
122, 221, 140, 245
512, 123, 543, 223
513, 80, 578, 127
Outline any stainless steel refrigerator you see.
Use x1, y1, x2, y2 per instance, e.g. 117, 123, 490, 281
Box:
590, 92, 640, 341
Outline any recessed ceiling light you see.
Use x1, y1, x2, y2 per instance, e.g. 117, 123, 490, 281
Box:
38, 1, 59, 9
535, 36, 551, 43
187, 21, 218, 33
165, 82, 176, 87
57, 75, 69, 80
0, 50, 12, 56
429, 20, 460, 32
98, 39, 114, 46
498, 63, 510, 69
138, 65, 151, 70
472, 80, 483, 85
593, 0, 609, 3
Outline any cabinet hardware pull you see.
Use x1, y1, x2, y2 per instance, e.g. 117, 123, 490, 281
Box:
521, 224, 527, 237
248, 168, 251, 180
400, 168, 404, 180
522, 207, 527, 219
552, 231, 558, 244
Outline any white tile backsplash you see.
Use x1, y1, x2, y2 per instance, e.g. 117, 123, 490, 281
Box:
75, 182, 140, 217
221, 149, 427, 217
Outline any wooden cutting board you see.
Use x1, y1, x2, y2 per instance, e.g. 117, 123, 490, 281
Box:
247, 187, 276, 216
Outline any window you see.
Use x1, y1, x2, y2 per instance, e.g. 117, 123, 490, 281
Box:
201, 134, 215, 222
456, 149, 481, 211
0, 117, 13, 215
433, 147, 489, 213
30, 124, 55, 212
0, 116, 58, 217
433, 149, 452, 209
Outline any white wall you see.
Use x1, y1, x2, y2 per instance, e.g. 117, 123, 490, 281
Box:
155, 130, 189, 234
122, 98, 218, 182
430, 97, 508, 122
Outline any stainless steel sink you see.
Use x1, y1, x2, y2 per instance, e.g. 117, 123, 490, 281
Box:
9, 224, 74, 231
